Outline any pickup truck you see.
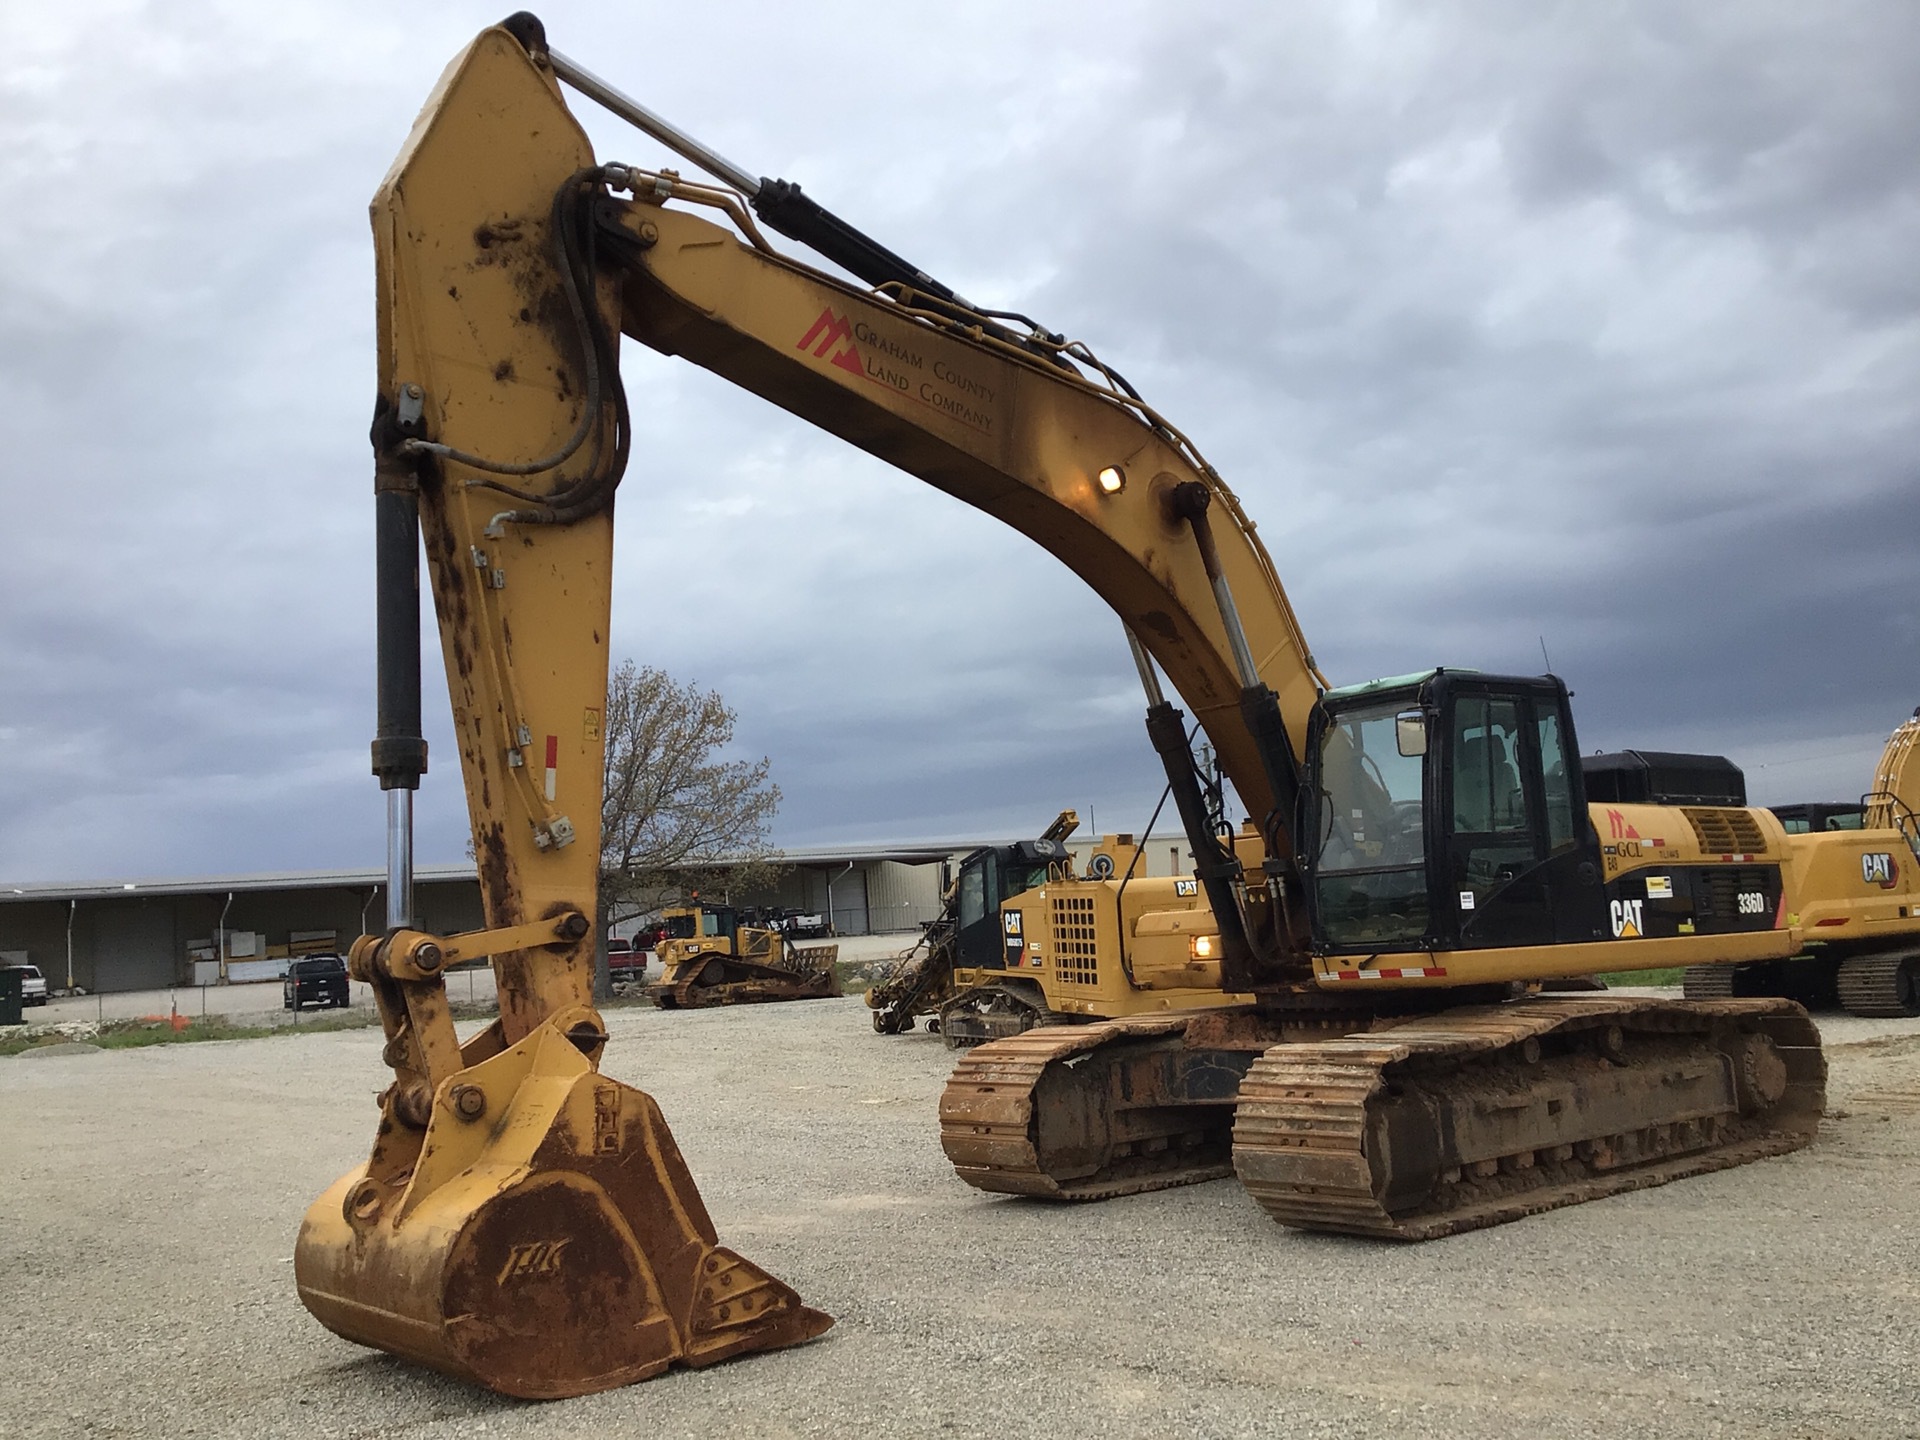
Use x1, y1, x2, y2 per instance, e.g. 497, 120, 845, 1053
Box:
283, 955, 351, 1010
2, 963, 48, 1006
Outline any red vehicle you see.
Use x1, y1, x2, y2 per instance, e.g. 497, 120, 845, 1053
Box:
607, 936, 643, 980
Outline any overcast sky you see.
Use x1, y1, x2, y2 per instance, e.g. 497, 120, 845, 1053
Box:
3, 1, 1916, 883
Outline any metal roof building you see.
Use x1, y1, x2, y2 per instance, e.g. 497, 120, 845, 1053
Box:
0, 830, 1194, 995
0, 844, 968, 995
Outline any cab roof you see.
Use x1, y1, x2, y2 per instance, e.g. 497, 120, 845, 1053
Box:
1320, 669, 1445, 703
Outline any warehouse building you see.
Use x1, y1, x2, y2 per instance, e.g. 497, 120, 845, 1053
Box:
0, 866, 485, 996
0, 830, 1195, 995
0, 844, 958, 995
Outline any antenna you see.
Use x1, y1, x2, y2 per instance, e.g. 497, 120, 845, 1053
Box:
1539, 634, 1554, 674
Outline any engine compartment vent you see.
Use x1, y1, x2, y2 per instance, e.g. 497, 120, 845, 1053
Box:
1682, 807, 1769, 856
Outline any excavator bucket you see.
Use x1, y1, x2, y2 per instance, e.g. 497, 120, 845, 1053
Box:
294, 1016, 830, 1399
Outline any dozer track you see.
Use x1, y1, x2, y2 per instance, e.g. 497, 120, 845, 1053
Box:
1233, 997, 1824, 1239
939, 1017, 1254, 1199
650, 949, 840, 1010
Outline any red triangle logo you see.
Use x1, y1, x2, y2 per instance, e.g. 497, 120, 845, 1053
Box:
799, 306, 865, 378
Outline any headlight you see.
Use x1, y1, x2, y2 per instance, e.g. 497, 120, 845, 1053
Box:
1189, 934, 1216, 960
1096, 465, 1126, 495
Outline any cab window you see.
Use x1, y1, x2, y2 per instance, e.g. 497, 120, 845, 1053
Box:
1453, 696, 1528, 835
1535, 708, 1576, 851
957, 864, 988, 931
1312, 701, 1429, 945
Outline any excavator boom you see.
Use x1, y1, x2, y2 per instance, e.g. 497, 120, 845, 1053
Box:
294, 26, 835, 1397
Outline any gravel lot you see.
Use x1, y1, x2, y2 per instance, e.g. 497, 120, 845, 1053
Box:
3, 996, 1917, 1439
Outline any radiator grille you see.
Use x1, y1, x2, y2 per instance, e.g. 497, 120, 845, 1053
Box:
1694, 866, 1775, 920
1051, 895, 1099, 986
1682, 807, 1768, 856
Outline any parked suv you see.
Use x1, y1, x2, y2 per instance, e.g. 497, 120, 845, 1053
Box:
2, 964, 48, 1006
283, 954, 350, 1010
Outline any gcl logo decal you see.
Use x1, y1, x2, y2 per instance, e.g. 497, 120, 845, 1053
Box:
1863, 852, 1899, 888
797, 308, 866, 377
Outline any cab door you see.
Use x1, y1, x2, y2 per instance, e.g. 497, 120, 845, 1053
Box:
953, 850, 1006, 970
1444, 685, 1604, 948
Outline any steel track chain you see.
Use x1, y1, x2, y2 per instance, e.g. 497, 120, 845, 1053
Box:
1232, 997, 1825, 1239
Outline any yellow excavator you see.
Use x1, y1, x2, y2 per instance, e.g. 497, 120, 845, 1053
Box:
861, 807, 1233, 1041
648, 900, 840, 1007
889, 723, 1920, 1047
295, 14, 1915, 1398
1678, 712, 1920, 1014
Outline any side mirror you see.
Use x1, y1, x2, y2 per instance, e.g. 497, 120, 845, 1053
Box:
1395, 710, 1428, 758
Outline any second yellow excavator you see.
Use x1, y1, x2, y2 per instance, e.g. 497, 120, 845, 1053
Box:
1678, 711, 1920, 1014
292, 13, 1913, 1399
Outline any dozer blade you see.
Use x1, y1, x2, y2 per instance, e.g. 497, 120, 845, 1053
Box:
294, 1018, 830, 1399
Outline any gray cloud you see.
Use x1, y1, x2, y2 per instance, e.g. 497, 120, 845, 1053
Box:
3, 0, 1916, 882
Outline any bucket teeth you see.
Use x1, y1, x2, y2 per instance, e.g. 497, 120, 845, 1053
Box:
687, 1248, 833, 1365
295, 1019, 830, 1399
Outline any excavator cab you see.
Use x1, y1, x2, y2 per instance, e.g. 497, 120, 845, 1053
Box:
953, 840, 1069, 971
1303, 670, 1607, 953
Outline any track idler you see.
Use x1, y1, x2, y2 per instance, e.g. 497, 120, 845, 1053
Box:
294, 1012, 830, 1398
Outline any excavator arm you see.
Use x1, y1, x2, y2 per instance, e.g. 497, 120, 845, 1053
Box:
380, 18, 1328, 984
299, 16, 1330, 1398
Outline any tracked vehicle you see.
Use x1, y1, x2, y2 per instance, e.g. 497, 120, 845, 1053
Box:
295, 14, 1906, 1398
648, 902, 840, 1008
1677, 710, 1920, 1016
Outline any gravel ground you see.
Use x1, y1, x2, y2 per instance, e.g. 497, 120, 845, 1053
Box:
2, 998, 1916, 1439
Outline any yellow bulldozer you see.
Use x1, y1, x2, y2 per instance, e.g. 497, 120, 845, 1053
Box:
292, 14, 1917, 1399
648, 900, 840, 1008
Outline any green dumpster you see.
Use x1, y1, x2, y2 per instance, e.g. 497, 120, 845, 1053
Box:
0, 967, 23, 1027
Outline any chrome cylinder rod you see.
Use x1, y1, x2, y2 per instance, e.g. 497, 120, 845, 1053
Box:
1209, 572, 1263, 691
386, 789, 415, 932
1124, 625, 1168, 709
549, 49, 761, 197
1176, 492, 1263, 690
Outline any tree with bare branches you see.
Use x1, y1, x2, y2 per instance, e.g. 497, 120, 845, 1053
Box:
595, 660, 782, 996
